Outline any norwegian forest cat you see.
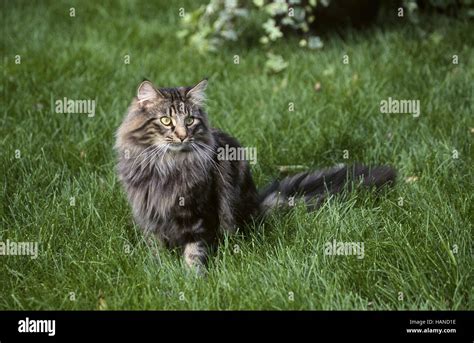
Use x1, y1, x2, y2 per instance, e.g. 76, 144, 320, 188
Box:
115, 79, 396, 272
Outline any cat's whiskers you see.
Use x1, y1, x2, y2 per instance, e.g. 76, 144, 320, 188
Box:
190, 144, 210, 177
192, 142, 226, 184
127, 144, 158, 179
156, 143, 171, 174
141, 145, 165, 171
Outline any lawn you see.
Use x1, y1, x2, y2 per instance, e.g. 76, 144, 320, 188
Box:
1, 0, 472, 310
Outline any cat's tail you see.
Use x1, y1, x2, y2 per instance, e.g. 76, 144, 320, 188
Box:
258, 164, 396, 215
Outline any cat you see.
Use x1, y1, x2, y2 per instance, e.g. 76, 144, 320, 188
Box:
115, 79, 396, 272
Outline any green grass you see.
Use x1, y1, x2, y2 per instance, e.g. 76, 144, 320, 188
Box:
1, 0, 473, 310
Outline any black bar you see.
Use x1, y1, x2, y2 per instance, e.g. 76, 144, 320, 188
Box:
0, 311, 471, 342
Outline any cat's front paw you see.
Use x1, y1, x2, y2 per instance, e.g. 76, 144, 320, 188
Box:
183, 241, 207, 276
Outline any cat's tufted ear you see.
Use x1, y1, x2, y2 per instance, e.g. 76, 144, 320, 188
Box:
186, 79, 208, 106
137, 81, 163, 102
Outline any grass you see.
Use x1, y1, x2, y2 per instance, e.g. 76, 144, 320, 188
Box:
1, 0, 473, 310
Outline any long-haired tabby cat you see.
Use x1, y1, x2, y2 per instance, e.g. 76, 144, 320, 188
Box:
115, 79, 396, 272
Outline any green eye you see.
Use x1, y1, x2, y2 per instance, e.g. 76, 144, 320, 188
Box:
160, 117, 172, 126
185, 117, 194, 126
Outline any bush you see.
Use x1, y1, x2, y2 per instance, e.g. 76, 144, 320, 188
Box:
177, 0, 473, 73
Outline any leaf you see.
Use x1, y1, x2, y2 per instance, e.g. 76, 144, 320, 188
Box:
307, 36, 323, 49
293, 7, 306, 22
265, 53, 288, 74
281, 17, 294, 26
262, 19, 283, 41
265, 1, 288, 16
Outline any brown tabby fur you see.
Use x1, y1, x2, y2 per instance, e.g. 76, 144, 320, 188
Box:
115, 79, 396, 272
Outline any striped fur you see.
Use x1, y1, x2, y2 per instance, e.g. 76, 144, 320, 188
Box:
115, 80, 396, 271
259, 164, 397, 214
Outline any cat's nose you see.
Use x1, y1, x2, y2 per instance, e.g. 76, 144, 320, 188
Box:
175, 133, 187, 142
175, 127, 187, 142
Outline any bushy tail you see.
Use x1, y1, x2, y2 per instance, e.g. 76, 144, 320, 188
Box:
258, 164, 396, 215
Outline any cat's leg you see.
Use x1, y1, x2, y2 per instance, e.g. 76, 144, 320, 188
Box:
215, 159, 258, 233
217, 196, 236, 233
183, 240, 208, 273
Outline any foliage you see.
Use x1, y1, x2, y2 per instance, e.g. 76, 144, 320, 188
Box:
177, 0, 250, 53
405, 0, 474, 19
178, 0, 328, 73
179, 0, 473, 72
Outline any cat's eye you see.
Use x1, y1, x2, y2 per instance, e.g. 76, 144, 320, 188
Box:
160, 117, 172, 126
185, 117, 194, 126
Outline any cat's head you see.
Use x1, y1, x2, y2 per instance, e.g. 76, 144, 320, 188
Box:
116, 79, 213, 154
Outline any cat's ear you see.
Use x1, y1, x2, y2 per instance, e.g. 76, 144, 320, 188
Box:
137, 81, 163, 102
186, 78, 208, 106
